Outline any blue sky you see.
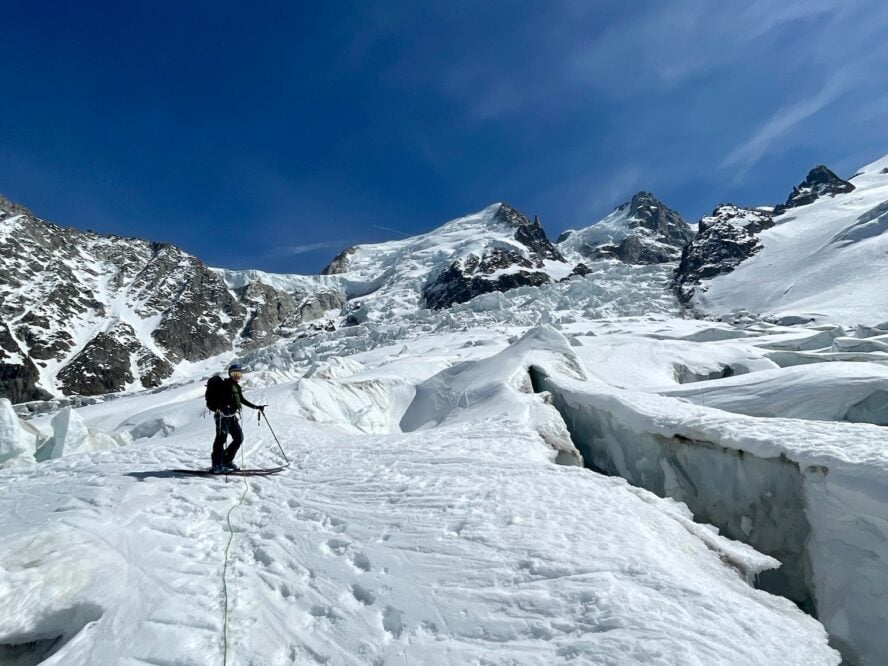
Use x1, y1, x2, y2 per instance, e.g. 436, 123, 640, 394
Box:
2, 1, 887, 274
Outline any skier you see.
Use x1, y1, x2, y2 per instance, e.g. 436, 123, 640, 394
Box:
210, 363, 267, 473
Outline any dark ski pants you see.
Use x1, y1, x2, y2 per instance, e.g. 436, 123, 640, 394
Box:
212, 413, 243, 466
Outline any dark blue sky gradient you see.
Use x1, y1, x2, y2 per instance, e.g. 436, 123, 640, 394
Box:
2, 1, 887, 273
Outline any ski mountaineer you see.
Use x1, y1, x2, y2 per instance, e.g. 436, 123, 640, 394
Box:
210, 363, 267, 474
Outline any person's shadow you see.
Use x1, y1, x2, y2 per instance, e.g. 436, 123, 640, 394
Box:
126, 470, 210, 481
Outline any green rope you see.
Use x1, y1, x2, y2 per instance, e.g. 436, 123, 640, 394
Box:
221, 447, 249, 665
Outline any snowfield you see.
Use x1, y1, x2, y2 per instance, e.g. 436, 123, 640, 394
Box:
695, 154, 888, 327
0, 326, 843, 665
5, 151, 888, 664
5, 273, 888, 663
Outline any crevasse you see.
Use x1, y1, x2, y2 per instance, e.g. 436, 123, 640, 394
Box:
530, 365, 888, 666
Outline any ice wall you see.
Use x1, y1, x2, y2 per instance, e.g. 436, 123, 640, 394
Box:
35, 407, 131, 461
0, 398, 37, 467
660, 362, 888, 426
531, 366, 888, 665
399, 326, 585, 466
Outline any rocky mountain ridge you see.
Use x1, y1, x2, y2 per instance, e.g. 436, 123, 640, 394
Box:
558, 192, 695, 264
0, 197, 342, 402
420, 204, 569, 310
675, 205, 775, 304
673, 163, 870, 314
3, 154, 879, 402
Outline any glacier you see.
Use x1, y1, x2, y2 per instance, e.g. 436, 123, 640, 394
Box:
532, 354, 888, 664
0, 321, 845, 665
5, 151, 888, 664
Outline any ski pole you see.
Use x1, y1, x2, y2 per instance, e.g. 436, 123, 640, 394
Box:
261, 410, 290, 464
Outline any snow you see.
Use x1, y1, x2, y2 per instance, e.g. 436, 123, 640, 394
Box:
0, 324, 841, 665
696, 153, 888, 327
214, 267, 340, 294
9, 155, 888, 662
535, 354, 888, 664
0, 398, 36, 467
313, 203, 575, 323
34, 406, 132, 461
659, 362, 888, 425
558, 205, 638, 256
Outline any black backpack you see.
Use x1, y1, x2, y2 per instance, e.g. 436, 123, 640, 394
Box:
205, 375, 227, 412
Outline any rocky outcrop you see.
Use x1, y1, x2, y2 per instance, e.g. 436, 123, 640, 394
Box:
421, 204, 563, 310
625, 192, 694, 245
595, 235, 678, 264
0, 322, 51, 403
674, 205, 774, 303
0, 195, 341, 401
494, 206, 564, 262
423, 260, 551, 310
560, 192, 694, 265
0, 360, 50, 404
297, 291, 347, 322
774, 165, 855, 215
56, 323, 173, 395
321, 247, 357, 275
238, 284, 346, 343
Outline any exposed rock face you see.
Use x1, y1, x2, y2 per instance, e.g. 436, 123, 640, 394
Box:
597, 235, 677, 265
774, 165, 855, 215
298, 291, 347, 322
675, 205, 775, 303
0, 196, 340, 401
238, 283, 345, 343
56, 323, 174, 395
423, 261, 551, 310
422, 204, 563, 310
495, 207, 564, 262
625, 192, 694, 245
322, 247, 357, 275
559, 192, 695, 265
135, 247, 243, 363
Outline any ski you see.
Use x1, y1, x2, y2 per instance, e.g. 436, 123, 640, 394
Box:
170, 465, 288, 477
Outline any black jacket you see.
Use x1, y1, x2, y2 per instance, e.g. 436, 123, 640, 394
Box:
219, 378, 261, 416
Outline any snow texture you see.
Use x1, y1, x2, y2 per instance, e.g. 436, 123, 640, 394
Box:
0, 324, 840, 665
535, 353, 888, 665
695, 154, 888, 326
7, 152, 888, 664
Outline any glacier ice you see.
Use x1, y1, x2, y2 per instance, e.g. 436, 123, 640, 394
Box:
532, 365, 888, 664
36, 407, 131, 461
0, 398, 37, 467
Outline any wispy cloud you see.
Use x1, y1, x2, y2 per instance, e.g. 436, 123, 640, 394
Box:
540, 164, 644, 228
275, 241, 343, 256
720, 83, 845, 173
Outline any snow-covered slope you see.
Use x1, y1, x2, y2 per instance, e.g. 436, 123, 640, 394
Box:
558, 192, 695, 265
321, 202, 578, 321
7, 150, 888, 663
659, 362, 888, 424
688, 154, 888, 326
0, 326, 841, 665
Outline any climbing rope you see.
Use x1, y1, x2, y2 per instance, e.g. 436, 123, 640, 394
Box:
221, 438, 249, 665
220, 407, 289, 664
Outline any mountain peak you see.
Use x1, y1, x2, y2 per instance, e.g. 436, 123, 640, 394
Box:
492, 202, 534, 228
0, 194, 36, 222
558, 192, 693, 265
493, 203, 563, 263
774, 165, 855, 215
627, 191, 661, 211
624, 191, 693, 247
